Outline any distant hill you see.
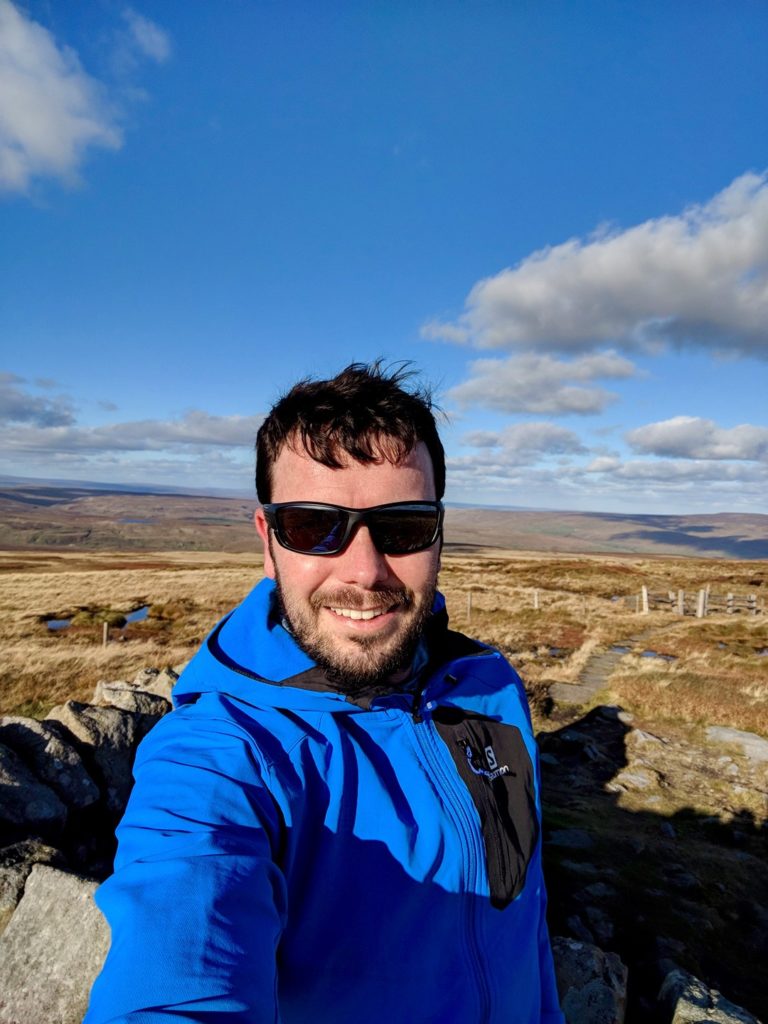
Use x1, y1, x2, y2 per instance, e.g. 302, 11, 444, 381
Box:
0, 483, 766, 559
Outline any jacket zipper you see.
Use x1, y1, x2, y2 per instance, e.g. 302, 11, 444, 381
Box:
409, 712, 492, 1022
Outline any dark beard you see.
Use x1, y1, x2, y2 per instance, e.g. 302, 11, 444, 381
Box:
273, 579, 436, 698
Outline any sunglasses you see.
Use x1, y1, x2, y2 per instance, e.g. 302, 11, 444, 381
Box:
262, 500, 444, 556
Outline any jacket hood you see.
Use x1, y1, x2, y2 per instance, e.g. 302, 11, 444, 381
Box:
172, 577, 453, 713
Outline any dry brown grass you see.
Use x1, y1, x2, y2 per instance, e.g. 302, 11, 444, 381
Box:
1, 548, 765, 734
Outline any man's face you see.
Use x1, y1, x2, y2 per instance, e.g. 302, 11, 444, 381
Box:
255, 440, 441, 694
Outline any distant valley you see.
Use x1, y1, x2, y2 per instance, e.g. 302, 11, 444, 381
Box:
1, 483, 766, 559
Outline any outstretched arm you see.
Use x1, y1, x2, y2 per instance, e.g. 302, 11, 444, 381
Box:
85, 705, 287, 1024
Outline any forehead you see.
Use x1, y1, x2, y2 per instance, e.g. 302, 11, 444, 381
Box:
270, 440, 436, 506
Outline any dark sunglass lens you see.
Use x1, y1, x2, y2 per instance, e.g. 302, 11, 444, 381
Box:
277, 507, 347, 553
369, 508, 439, 554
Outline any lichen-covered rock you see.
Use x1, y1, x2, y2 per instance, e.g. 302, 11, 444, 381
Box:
0, 865, 109, 1024
706, 727, 768, 766
552, 936, 628, 1024
0, 742, 67, 840
0, 839, 65, 934
92, 679, 171, 717
0, 716, 99, 810
132, 666, 179, 703
659, 967, 761, 1023
43, 701, 158, 818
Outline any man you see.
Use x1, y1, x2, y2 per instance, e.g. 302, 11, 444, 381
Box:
86, 363, 564, 1024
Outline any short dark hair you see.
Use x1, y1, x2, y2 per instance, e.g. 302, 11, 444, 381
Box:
256, 361, 445, 502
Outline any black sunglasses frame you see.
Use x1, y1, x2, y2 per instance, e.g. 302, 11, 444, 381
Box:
261, 500, 444, 556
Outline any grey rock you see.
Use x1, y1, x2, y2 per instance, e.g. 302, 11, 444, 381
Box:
552, 936, 628, 1024
133, 666, 179, 702
0, 840, 65, 934
548, 829, 594, 850
550, 682, 590, 705
566, 914, 595, 944
0, 742, 67, 838
706, 727, 768, 766
605, 765, 662, 793
92, 679, 171, 716
44, 701, 158, 817
584, 905, 614, 946
658, 967, 761, 1023
0, 716, 99, 810
0, 865, 109, 1024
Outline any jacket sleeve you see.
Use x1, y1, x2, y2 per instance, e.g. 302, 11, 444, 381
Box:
85, 705, 288, 1024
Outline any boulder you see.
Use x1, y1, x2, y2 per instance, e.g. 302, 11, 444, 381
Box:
43, 701, 158, 818
0, 716, 99, 810
0, 840, 65, 934
92, 679, 171, 717
552, 936, 628, 1024
132, 666, 179, 703
0, 865, 109, 1024
658, 967, 761, 1023
705, 727, 768, 766
0, 742, 67, 840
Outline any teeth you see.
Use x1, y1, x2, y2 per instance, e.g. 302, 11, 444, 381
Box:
330, 607, 387, 621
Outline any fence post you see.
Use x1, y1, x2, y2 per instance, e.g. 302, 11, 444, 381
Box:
641, 586, 649, 614
102, 621, 108, 647
533, 589, 540, 611
748, 594, 757, 616
677, 589, 685, 616
696, 589, 707, 618
466, 591, 472, 623
727, 593, 734, 614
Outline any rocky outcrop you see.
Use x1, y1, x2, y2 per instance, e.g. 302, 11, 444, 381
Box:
0, 865, 109, 1024
0, 676, 764, 1024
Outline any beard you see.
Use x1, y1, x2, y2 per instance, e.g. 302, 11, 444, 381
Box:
273, 574, 436, 698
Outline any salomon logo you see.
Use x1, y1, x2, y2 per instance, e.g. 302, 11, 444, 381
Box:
464, 743, 510, 782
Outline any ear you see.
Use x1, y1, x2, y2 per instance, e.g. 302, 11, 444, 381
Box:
254, 508, 275, 579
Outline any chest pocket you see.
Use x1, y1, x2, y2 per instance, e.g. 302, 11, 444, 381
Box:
432, 707, 539, 909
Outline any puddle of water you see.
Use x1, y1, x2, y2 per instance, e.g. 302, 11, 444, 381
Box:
717, 642, 728, 650
757, 648, 768, 657
641, 649, 677, 662
46, 617, 72, 631
609, 645, 632, 655
124, 605, 150, 624
45, 605, 150, 631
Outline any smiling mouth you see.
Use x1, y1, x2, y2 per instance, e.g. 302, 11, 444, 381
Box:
328, 606, 392, 621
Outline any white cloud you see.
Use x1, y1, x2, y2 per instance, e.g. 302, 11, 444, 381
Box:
0, 0, 122, 192
461, 421, 586, 456
626, 416, 768, 461
424, 172, 768, 358
449, 351, 637, 414
121, 8, 171, 64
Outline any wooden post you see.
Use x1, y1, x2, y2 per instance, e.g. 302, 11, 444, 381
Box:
727, 593, 734, 614
748, 594, 757, 615
641, 586, 649, 614
677, 589, 685, 616
102, 621, 108, 647
696, 589, 706, 618
466, 591, 472, 623
533, 589, 540, 611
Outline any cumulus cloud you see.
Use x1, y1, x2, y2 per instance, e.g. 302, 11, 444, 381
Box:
0, 0, 122, 192
121, 8, 171, 63
424, 172, 768, 358
626, 416, 768, 461
0, 372, 75, 427
449, 352, 637, 414
461, 421, 586, 456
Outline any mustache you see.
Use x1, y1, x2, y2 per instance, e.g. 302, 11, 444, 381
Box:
311, 586, 412, 612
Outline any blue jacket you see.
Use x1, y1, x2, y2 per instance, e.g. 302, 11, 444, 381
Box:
87, 579, 564, 1023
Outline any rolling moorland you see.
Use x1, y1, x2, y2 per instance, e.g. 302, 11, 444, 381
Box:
1, 483, 766, 1019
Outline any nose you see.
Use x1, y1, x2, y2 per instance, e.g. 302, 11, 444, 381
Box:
336, 524, 391, 588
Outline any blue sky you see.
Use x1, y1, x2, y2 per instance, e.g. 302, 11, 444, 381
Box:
1, 1, 767, 514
